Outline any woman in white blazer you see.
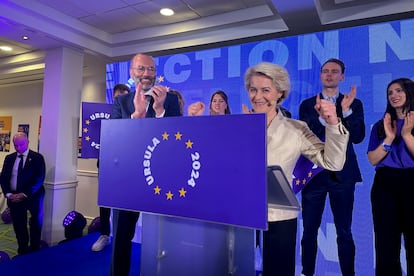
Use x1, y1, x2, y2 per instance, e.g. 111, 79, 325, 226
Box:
242, 62, 349, 276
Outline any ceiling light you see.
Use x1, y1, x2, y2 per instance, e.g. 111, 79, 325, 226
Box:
0, 46, 12, 51
160, 8, 174, 16
22, 35, 29, 40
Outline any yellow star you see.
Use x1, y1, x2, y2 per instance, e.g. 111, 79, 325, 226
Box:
302, 179, 307, 185
162, 132, 169, 140
295, 179, 300, 185
166, 191, 173, 200
85, 120, 90, 125
154, 186, 161, 194
307, 171, 313, 177
179, 188, 187, 197
157, 75, 164, 83
83, 128, 88, 133
85, 136, 91, 141
185, 140, 193, 149
175, 132, 183, 140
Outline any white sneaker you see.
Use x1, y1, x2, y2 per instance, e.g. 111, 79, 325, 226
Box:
91, 235, 110, 251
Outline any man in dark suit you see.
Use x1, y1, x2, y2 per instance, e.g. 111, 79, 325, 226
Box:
299, 58, 365, 276
0, 132, 46, 255
109, 53, 181, 276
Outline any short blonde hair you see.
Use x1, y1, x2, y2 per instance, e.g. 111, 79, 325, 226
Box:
244, 62, 290, 104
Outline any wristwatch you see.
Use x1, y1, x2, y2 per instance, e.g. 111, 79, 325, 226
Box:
382, 142, 392, 152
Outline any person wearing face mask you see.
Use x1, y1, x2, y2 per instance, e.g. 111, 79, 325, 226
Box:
367, 78, 414, 276
242, 62, 349, 275
109, 53, 181, 276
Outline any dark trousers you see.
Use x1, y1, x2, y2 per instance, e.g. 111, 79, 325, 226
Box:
99, 206, 111, 236
110, 209, 140, 276
9, 193, 44, 255
262, 218, 297, 276
301, 171, 356, 276
371, 167, 414, 276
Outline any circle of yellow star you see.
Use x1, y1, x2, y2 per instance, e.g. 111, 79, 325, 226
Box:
179, 188, 187, 197
185, 140, 193, 149
175, 132, 183, 140
154, 186, 161, 194
166, 191, 173, 200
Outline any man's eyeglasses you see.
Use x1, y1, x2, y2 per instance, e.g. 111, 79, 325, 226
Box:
133, 65, 156, 73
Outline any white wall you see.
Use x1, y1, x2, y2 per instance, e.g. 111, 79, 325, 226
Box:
0, 81, 43, 155
0, 55, 107, 219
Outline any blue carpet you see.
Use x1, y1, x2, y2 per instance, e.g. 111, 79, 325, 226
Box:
0, 232, 141, 276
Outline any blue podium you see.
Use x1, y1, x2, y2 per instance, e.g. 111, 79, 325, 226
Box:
99, 114, 268, 275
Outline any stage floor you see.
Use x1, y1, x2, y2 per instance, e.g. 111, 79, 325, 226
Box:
0, 232, 141, 275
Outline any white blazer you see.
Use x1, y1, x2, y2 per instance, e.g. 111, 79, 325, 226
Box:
266, 110, 349, 221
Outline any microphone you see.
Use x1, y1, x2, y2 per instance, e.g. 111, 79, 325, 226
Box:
267, 100, 276, 107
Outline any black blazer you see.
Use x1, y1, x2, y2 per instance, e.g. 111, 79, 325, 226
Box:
112, 91, 181, 119
0, 150, 46, 198
299, 93, 365, 183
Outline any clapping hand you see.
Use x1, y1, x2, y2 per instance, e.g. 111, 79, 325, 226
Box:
132, 83, 147, 118
341, 85, 357, 112
383, 113, 397, 143
402, 111, 414, 138
151, 85, 168, 116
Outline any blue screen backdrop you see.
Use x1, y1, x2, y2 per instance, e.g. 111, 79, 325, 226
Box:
106, 18, 414, 276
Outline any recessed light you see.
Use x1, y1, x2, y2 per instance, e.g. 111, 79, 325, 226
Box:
22, 35, 29, 40
0, 46, 12, 51
160, 8, 174, 16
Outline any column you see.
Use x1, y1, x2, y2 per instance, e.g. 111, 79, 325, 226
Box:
40, 47, 84, 245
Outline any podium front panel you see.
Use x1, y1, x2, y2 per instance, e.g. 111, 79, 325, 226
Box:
99, 114, 267, 229
140, 213, 255, 276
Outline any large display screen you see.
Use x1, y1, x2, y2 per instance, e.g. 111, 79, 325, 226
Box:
106, 18, 414, 275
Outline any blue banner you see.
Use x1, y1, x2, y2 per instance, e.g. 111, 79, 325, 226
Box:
98, 114, 267, 229
81, 102, 113, 158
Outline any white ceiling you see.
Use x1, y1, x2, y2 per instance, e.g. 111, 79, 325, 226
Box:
0, 0, 413, 85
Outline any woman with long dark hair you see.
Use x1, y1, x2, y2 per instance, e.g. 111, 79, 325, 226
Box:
367, 77, 414, 276
209, 90, 231, 115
